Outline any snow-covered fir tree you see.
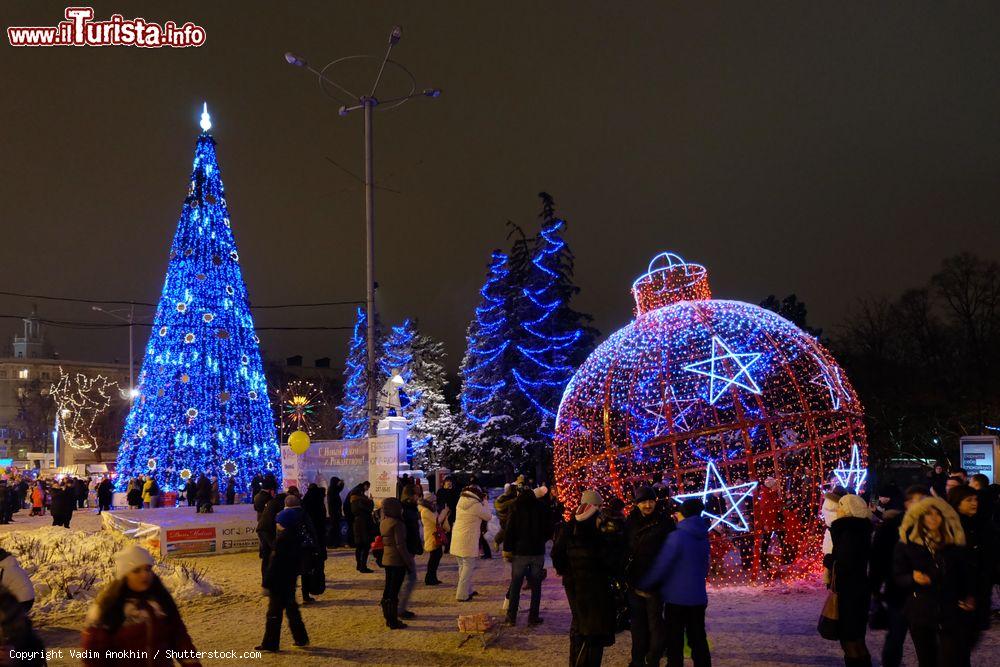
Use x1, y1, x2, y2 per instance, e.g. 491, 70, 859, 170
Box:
405, 330, 457, 469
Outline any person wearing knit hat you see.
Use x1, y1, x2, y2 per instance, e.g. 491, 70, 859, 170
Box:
258, 499, 311, 651
81, 545, 201, 663
551, 487, 624, 665
624, 485, 674, 665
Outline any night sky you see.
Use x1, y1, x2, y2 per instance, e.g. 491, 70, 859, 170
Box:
4, 2, 1000, 373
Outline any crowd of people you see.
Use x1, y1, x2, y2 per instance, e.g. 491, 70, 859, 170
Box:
0, 474, 116, 529
0, 463, 996, 665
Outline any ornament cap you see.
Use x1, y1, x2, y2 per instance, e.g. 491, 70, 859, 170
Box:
199, 102, 212, 132
632, 252, 711, 314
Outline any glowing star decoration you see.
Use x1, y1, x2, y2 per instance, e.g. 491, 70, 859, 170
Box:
674, 460, 758, 532
833, 444, 867, 493
810, 356, 845, 410
199, 102, 212, 132
278, 380, 323, 436
682, 336, 762, 404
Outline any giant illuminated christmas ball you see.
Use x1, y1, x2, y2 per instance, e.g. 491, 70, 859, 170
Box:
553, 252, 867, 581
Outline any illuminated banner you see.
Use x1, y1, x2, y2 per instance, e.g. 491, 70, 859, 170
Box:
368, 434, 399, 502
960, 436, 998, 484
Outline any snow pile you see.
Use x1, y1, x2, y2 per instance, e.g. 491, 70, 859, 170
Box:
0, 527, 220, 617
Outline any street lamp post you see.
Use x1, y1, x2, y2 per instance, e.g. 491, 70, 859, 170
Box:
286, 26, 440, 437
92, 305, 136, 401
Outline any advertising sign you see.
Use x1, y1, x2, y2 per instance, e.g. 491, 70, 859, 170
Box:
368, 434, 399, 501
280, 439, 369, 493
960, 436, 999, 483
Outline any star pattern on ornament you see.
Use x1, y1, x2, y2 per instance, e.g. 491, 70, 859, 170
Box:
675, 460, 758, 532
636, 384, 700, 442
810, 355, 845, 410
682, 336, 763, 404
833, 444, 867, 493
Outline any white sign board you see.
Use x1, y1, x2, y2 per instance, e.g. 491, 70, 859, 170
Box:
960, 435, 999, 484
368, 434, 399, 501
101, 506, 260, 558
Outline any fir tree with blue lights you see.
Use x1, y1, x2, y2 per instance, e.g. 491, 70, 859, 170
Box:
115, 106, 280, 494
514, 193, 596, 443
337, 307, 386, 439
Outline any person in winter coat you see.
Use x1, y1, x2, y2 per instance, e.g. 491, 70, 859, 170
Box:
0, 548, 35, 614
142, 477, 157, 509
502, 486, 554, 627
397, 485, 424, 617
225, 477, 236, 505
641, 498, 710, 667
29, 482, 44, 516
821, 485, 847, 563
302, 485, 327, 551
257, 493, 287, 590
892, 495, 973, 667
49, 481, 74, 528
869, 485, 928, 667
96, 477, 113, 513
436, 477, 459, 523
81, 545, 201, 666
552, 489, 626, 667
183, 478, 197, 507
277, 495, 322, 605
327, 476, 345, 548
210, 476, 220, 506
379, 497, 415, 629
450, 485, 493, 602
349, 482, 376, 573
493, 483, 519, 551
195, 475, 213, 513
253, 487, 274, 521
126, 477, 142, 509
824, 494, 873, 667
949, 485, 996, 639
755, 476, 785, 570
257, 508, 310, 651
0, 583, 46, 666
251, 473, 263, 501
418, 493, 449, 585
623, 486, 674, 666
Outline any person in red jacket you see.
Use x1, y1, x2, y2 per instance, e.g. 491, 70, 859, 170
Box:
755, 476, 785, 572
81, 545, 201, 666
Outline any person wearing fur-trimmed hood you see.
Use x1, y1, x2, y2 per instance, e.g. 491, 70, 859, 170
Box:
892, 495, 974, 667
824, 494, 874, 667
81, 545, 200, 666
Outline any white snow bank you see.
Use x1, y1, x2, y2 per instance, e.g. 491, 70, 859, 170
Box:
0, 527, 220, 618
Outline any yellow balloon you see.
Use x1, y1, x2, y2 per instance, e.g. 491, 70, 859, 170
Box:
288, 430, 311, 455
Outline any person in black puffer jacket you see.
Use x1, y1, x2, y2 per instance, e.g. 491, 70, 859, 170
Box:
195, 475, 213, 514
623, 486, 674, 667
493, 483, 519, 551
349, 482, 375, 573
397, 485, 424, 619
949, 485, 997, 644
257, 493, 287, 590
825, 494, 873, 667
551, 489, 625, 667
502, 486, 554, 626
258, 507, 309, 652
893, 496, 973, 667
327, 477, 345, 548
869, 485, 928, 667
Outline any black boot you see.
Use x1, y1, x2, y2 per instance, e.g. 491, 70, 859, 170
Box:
385, 598, 407, 630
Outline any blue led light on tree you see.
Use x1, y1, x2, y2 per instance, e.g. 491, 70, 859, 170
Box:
114, 106, 281, 494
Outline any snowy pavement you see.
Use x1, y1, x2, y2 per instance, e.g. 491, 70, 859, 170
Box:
3, 510, 997, 666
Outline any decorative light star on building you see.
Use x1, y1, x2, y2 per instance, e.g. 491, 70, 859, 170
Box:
810, 355, 845, 410
682, 336, 763, 404
675, 460, 758, 532
833, 444, 867, 493
639, 385, 699, 439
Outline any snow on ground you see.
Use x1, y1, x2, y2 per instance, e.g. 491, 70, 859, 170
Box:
3, 510, 997, 666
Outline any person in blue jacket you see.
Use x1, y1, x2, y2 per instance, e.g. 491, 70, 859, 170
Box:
641, 498, 711, 667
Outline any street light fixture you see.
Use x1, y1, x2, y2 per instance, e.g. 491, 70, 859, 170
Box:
91, 305, 136, 402
286, 25, 440, 437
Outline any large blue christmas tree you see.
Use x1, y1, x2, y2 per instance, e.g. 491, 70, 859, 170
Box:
115, 106, 281, 494
337, 307, 387, 439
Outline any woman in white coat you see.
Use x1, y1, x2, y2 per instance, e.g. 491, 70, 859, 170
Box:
450, 485, 492, 601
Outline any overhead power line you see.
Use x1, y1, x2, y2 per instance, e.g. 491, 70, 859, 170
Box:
0, 290, 363, 310
0, 313, 353, 332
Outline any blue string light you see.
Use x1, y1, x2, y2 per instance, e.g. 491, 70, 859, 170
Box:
337, 307, 371, 439
682, 336, 763, 404
460, 251, 512, 425
115, 107, 280, 494
833, 444, 867, 493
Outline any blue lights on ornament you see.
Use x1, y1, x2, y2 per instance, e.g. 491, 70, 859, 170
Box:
682, 336, 763, 404
674, 460, 758, 532
833, 444, 867, 493
114, 108, 280, 494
